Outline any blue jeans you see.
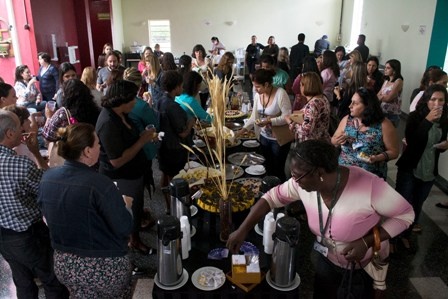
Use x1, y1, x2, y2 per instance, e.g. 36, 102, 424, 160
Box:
395, 169, 433, 226
259, 135, 291, 182
0, 221, 68, 299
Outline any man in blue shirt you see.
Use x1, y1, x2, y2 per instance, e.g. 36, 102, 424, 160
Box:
314, 35, 330, 57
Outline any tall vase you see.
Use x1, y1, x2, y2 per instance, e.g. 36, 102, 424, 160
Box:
219, 198, 232, 242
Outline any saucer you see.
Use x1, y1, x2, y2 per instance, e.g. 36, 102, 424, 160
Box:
266, 270, 300, 291
154, 268, 189, 290
245, 165, 266, 176
243, 140, 260, 148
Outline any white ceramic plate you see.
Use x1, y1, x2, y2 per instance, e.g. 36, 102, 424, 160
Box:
191, 266, 226, 291
154, 268, 189, 290
245, 165, 266, 176
265, 270, 300, 291
242, 140, 260, 148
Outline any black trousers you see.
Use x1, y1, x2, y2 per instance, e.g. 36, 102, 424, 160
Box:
0, 221, 68, 299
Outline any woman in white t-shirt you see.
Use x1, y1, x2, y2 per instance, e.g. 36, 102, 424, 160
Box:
237, 69, 292, 181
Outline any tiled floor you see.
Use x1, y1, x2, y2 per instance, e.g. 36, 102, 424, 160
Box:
1, 120, 448, 298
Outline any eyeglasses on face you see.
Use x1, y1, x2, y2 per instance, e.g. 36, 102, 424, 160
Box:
291, 167, 315, 183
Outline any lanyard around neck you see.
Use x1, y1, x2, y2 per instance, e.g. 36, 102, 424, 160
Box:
317, 167, 341, 237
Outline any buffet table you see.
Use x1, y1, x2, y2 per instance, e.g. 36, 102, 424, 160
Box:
152, 221, 300, 298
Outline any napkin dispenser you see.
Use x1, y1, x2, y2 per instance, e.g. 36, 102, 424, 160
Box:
231, 254, 261, 284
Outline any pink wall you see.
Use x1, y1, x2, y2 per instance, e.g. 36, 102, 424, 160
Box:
0, 0, 112, 83
30, 0, 81, 74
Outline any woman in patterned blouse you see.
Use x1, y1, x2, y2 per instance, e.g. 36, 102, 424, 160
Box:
331, 87, 398, 179
285, 72, 331, 143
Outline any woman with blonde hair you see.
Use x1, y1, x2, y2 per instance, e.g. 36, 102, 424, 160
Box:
80, 66, 103, 107
143, 54, 163, 107
335, 61, 368, 119
339, 49, 363, 89
214, 52, 235, 82
138, 46, 153, 72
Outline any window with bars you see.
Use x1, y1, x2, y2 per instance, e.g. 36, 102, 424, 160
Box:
148, 20, 171, 52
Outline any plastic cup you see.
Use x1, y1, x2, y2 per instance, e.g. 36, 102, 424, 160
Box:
47, 101, 56, 111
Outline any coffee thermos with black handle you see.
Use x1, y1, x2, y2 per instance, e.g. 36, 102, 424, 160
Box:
270, 216, 300, 288
157, 215, 183, 286
169, 178, 191, 220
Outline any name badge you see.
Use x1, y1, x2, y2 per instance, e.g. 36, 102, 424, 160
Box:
313, 240, 328, 257
352, 141, 363, 150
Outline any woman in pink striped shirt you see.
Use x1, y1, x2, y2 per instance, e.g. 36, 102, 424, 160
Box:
227, 140, 414, 298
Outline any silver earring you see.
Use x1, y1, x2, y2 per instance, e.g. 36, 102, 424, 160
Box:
320, 176, 324, 182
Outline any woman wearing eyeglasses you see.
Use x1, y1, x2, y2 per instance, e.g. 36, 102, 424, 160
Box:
331, 87, 399, 179
227, 140, 414, 298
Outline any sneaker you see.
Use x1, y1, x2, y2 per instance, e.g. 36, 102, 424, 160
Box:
412, 224, 422, 233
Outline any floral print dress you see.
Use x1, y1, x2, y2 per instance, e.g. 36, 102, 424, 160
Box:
290, 96, 331, 143
339, 116, 387, 179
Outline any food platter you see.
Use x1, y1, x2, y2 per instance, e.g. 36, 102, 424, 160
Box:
234, 177, 263, 197
196, 179, 255, 213
224, 110, 245, 119
173, 167, 221, 186
228, 152, 265, 167
238, 130, 256, 140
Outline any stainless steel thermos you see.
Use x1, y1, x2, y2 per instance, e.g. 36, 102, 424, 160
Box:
270, 216, 300, 287
169, 178, 191, 220
157, 215, 183, 286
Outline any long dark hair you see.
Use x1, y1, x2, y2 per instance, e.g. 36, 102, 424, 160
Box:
182, 71, 203, 96
62, 79, 99, 125
356, 87, 384, 127
322, 50, 340, 77
385, 59, 403, 82
416, 84, 448, 126
59, 62, 76, 84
